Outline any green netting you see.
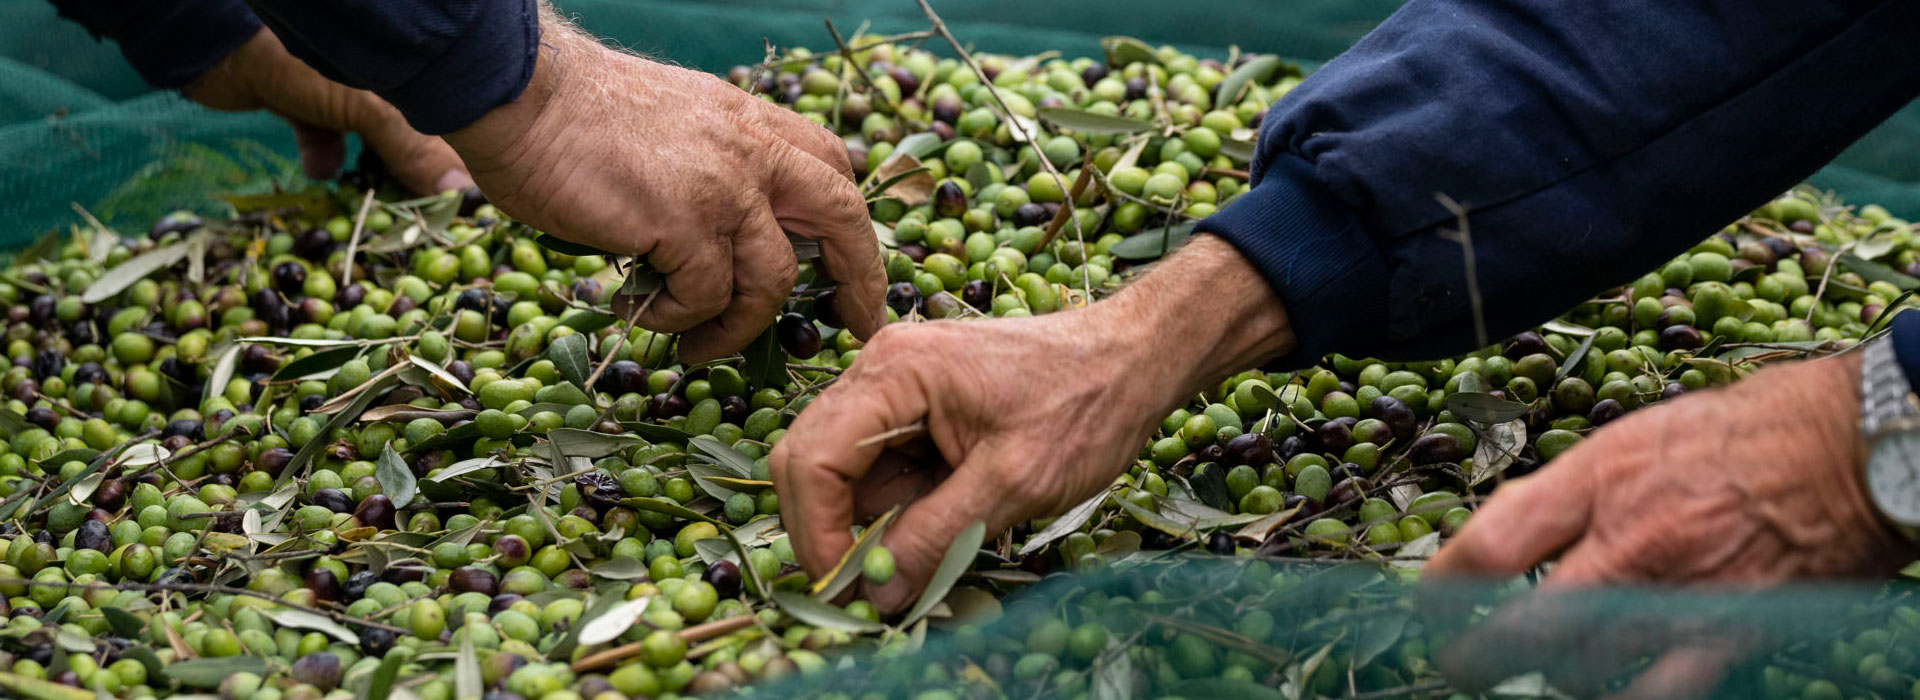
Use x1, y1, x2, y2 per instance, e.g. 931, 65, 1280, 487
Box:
7, 0, 1918, 251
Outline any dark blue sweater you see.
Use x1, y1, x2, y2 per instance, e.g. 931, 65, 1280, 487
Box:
44, 0, 1920, 377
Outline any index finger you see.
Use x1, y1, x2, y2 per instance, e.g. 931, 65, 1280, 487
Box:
764, 140, 888, 341
1425, 457, 1595, 581
771, 359, 929, 577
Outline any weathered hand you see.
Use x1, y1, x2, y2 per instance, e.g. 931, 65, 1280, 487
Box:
771, 235, 1295, 611
1425, 352, 1917, 699
442, 14, 886, 361
185, 28, 471, 195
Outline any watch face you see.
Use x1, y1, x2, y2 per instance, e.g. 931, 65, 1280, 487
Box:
1868, 431, 1920, 526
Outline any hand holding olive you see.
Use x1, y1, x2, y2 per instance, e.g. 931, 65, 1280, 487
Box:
185, 27, 472, 195
442, 13, 887, 361
1425, 353, 1919, 699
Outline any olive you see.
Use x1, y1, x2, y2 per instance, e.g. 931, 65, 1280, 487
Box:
885, 282, 921, 315
1206, 531, 1235, 555
313, 488, 355, 514
650, 393, 691, 419
960, 280, 993, 310
1012, 203, 1052, 228
290, 651, 343, 691
449, 566, 498, 595
1659, 324, 1705, 350
688, 671, 737, 695
149, 212, 204, 239
32, 347, 63, 380
600, 360, 646, 395
702, 560, 743, 599
23, 406, 57, 431
337, 282, 367, 308
1316, 420, 1354, 457
1504, 331, 1549, 359
934, 181, 969, 218
1589, 398, 1626, 426
777, 312, 822, 359
354, 494, 397, 529
72, 361, 106, 385
163, 418, 203, 440
92, 479, 126, 512
359, 627, 395, 657
1327, 477, 1370, 507
720, 395, 751, 425
1221, 433, 1272, 467
1662, 382, 1688, 400
305, 567, 342, 601
813, 288, 844, 329
74, 520, 111, 554
295, 227, 335, 260
897, 242, 931, 263
931, 94, 963, 124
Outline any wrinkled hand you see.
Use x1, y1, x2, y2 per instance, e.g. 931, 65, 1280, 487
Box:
443, 17, 885, 361
1426, 352, 1917, 699
771, 235, 1295, 611
185, 28, 471, 195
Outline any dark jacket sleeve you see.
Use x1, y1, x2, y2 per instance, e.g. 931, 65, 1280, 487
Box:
239, 0, 540, 134
1200, 0, 1920, 368
46, 0, 263, 89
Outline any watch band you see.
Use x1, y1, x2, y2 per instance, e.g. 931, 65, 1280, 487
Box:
1860, 339, 1920, 434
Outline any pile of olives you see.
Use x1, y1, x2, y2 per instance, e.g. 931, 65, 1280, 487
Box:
0, 22, 1912, 700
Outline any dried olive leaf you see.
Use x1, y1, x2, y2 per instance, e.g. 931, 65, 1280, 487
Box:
869, 155, 934, 207
375, 443, 417, 508
548, 333, 592, 391
810, 506, 902, 600
360, 405, 474, 423
1110, 221, 1197, 260
1035, 107, 1154, 135
576, 595, 655, 647
1215, 54, 1283, 106
455, 633, 483, 700
903, 521, 987, 626
1469, 419, 1528, 487
204, 343, 242, 405
1232, 505, 1303, 544
261, 608, 359, 644
770, 591, 885, 633
166, 657, 271, 688
1444, 392, 1532, 424
739, 326, 789, 390
1553, 332, 1596, 383
81, 241, 187, 303
1100, 36, 1161, 67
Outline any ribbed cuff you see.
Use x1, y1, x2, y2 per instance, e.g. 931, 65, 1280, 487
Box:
380, 0, 540, 135
1888, 313, 1920, 384
1196, 153, 1392, 371
113, 0, 263, 89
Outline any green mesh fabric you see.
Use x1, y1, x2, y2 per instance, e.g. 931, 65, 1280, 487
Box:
2, 0, 1919, 242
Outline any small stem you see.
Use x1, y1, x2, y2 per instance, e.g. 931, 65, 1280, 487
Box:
855, 421, 926, 449
342, 189, 376, 288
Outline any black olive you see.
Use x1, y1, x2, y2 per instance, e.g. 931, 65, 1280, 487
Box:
359, 627, 395, 657
777, 312, 821, 359
649, 393, 690, 419
1012, 203, 1052, 228
1221, 433, 1273, 467
720, 395, 751, 425
1589, 398, 1626, 427
74, 520, 111, 554
1504, 331, 1550, 359
290, 651, 343, 691
305, 567, 342, 601
31, 348, 63, 381
343, 570, 378, 600
23, 406, 57, 432
1368, 396, 1418, 442
163, 418, 203, 441
960, 280, 992, 310
449, 566, 498, 595
885, 282, 921, 315
1206, 531, 1235, 555
812, 289, 844, 329
934, 181, 969, 218
312, 488, 355, 514
1407, 433, 1466, 466
702, 560, 743, 599
353, 494, 396, 530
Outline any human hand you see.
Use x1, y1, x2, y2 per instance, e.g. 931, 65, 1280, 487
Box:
770, 235, 1296, 611
184, 28, 472, 195
1425, 351, 1917, 699
441, 14, 885, 362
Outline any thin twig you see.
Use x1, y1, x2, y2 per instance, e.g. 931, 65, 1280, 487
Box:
342, 188, 376, 288
855, 421, 927, 449
1436, 194, 1488, 349
569, 613, 759, 672
824, 19, 897, 114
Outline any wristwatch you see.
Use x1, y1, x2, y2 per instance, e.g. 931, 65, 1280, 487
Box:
1858, 338, 1920, 542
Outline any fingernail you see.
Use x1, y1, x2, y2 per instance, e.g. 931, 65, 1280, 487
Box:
436, 168, 475, 193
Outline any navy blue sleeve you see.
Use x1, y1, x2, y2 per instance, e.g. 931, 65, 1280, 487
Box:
1201, 0, 1920, 368
239, 0, 540, 134
46, 0, 263, 89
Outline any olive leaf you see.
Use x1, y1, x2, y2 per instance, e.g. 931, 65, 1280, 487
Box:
1100, 36, 1161, 67
1855, 230, 1902, 260
455, 632, 483, 700
80, 241, 188, 304
617, 422, 696, 444
1552, 333, 1596, 384
1113, 496, 1195, 539
1281, 639, 1340, 700
1110, 221, 1198, 260
555, 310, 620, 336
409, 422, 481, 456
365, 649, 406, 700
964, 162, 997, 192
1219, 137, 1257, 163
621, 497, 767, 596
873, 220, 898, 248
693, 538, 742, 567
810, 506, 902, 600
689, 437, 755, 479
1541, 319, 1595, 337
65, 472, 106, 506
0, 670, 96, 700
375, 443, 417, 508
575, 595, 655, 647
770, 591, 885, 633
0, 408, 30, 436
427, 456, 505, 483
891, 132, 947, 161
589, 557, 650, 580
1018, 490, 1107, 557
119, 646, 165, 691
100, 607, 144, 638
204, 343, 242, 405
408, 355, 473, 395
261, 608, 359, 644
1215, 54, 1285, 106
1186, 464, 1235, 512
902, 521, 986, 625
1841, 252, 1920, 291
548, 429, 646, 459
1444, 392, 1532, 424
282, 373, 395, 483
360, 405, 473, 423
1353, 610, 1411, 667
548, 333, 592, 391
740, 326, 790, 390
1035, 107, 1154, 135
1232, 504, 1304, 544
1091, 647, 1134, 700
165, 656, 271, 688
685, 461, 742, 500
